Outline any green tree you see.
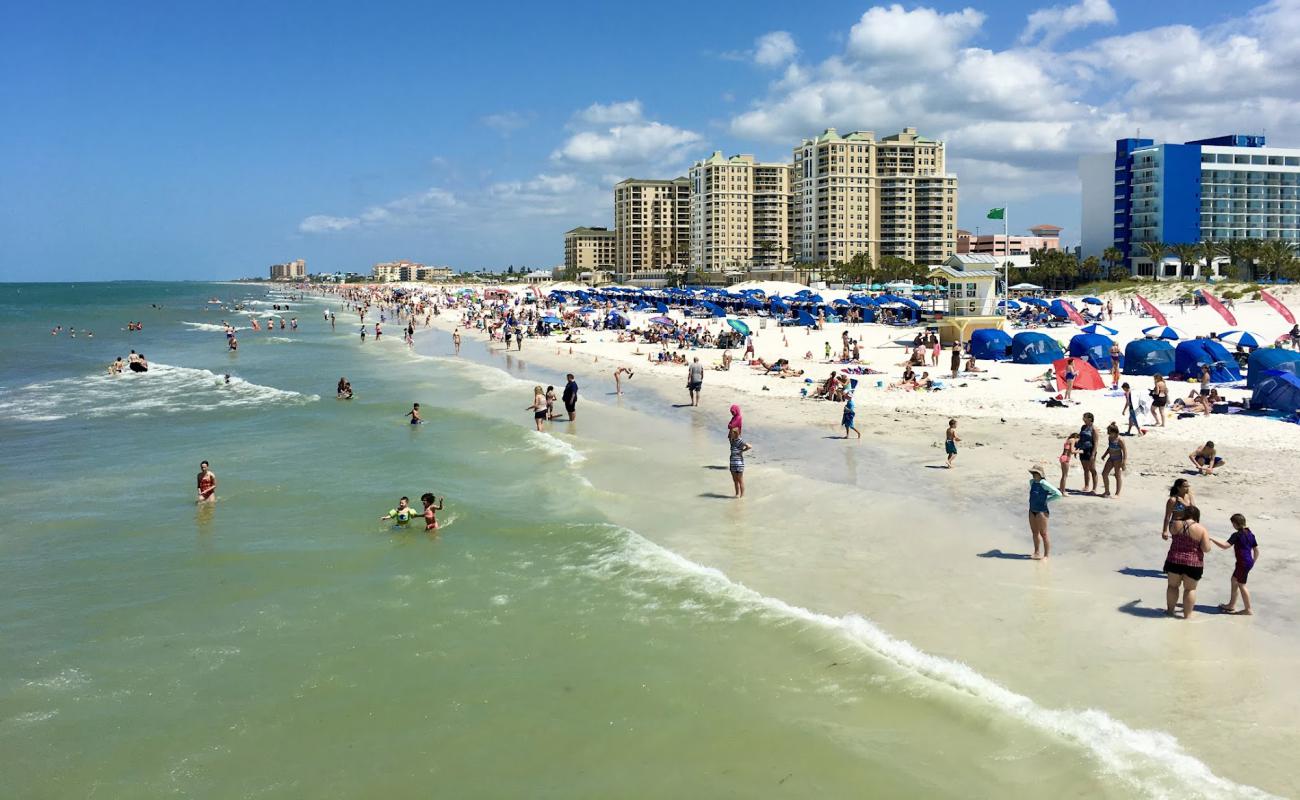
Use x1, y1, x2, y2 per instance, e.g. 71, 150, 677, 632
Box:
1103, 246, 1124, 276
838, 252, 872, 284
1081, 255, 1102, 283
1170, 243, 1201, 280
1138, 241, 1168, 278
1259, 240, 1300, 282
1199, 238, 1222, 280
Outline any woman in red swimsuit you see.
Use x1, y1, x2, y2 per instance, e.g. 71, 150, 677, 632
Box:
196, 461, 217, 502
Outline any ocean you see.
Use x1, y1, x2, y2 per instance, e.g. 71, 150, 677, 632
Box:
0, 282, 1271, 798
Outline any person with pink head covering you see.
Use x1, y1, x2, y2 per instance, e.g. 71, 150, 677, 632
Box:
728, 404, 743, 437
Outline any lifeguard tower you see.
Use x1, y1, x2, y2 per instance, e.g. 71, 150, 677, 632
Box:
929, 254, 1005, 346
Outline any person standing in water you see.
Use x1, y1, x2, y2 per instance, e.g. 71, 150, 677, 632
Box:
527, 385, 547, 431
728, 426, 752, 498
944, 418, 960, 467
1210, 513, 1259, 615
405, 403, 423, 424
196, 461, 217, 503
841, 395, 860, 439
1028, 464, 1063, 559
687, 357, 704, 407
420, 492, 445, 532
380, 496, 416, 526
562, 374, 578, 421
613, 366, 634, 395
452, 330, 461, 355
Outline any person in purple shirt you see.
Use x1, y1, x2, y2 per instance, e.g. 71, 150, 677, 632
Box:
1211, 513, 1259, 615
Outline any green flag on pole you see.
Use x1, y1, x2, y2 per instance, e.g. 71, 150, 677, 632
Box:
987, 207, 1005, 220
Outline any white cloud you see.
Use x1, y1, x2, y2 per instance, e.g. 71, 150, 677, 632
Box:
1021, 0, 1116, 46
481, 111, 532, 135
576, 100, 644, 125
753, 31, 798, 67
298, 215, 359, 233
552, 122, 703, 167
847, 5, 984, 65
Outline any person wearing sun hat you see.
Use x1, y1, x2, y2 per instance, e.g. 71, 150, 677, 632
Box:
1028, 464, 1064, 560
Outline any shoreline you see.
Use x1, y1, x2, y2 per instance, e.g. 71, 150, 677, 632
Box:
407, 295, 1299, 797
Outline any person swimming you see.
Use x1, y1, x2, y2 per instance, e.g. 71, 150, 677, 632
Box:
420, 492, 444, 531
405, 403, 423, 424
380, 496, 416, 526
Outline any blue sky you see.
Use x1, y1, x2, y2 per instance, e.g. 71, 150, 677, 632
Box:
3, 0, 1297, 280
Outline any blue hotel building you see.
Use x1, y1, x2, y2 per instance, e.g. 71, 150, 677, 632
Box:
1080, 134, 1300, 277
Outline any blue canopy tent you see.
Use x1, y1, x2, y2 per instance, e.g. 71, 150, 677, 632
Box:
1012, 332, 1064, 365
654, 302, 669, 314
969, 328, 1013, 360
1174, 340, 1242, 382
1247, 348, 1300, 390
1068, 333, 1115, 369
795, 309, 817, 327
1048, 299, 1073, 319
1082, 297, 1103, 305
698, 301, 726, 318
1251, 370, 1300, 411
1123, 339, 1176, 376
769, 298, 790, 314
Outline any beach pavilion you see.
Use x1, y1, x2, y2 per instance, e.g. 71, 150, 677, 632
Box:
929, 256, 1004, 345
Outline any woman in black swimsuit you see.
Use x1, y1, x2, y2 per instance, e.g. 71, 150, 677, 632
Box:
1151, 374, 1168, 427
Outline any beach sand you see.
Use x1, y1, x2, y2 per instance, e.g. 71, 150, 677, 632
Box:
417, 284, 1300, 796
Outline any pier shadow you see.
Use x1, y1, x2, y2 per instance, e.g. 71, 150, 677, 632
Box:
1117, 567, 1166, 579
977, 549, 1032, 560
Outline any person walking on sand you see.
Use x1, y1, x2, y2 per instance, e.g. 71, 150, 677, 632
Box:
527, 385, 547, 431
950, 342, 961, 379
1211, 513, 1258, 615
1100, 423, 1127, 498
562, 374, 578, 421
614, 366, 634, 395
841, 395, 860, 439
1121, 382, 1144, 436
727, 426, 751, 498
1058, 432, 1079, 492
743, 335, 754, 361
1163, 505, 1211, 619
944, 418, 960, 467
196, 461, 217, 503
1028, 465, 1063, 559
687, 357, 704, 407
1077, 412, 1098, 493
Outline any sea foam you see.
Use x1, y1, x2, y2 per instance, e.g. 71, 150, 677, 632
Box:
0, 364, 318, 422
586, 527, 1276, 800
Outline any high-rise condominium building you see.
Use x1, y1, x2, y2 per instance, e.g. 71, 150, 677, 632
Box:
563, 227, 617, 277
613, 178, 690, 285
1080, 134, 1300, 277
269, 259, 306, 281
792, 127, 957, 267
688, 152, 793, 274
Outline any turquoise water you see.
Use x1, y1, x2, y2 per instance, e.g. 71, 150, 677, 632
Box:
0, 283, 1264, 798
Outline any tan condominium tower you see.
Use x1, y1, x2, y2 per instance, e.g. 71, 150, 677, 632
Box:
689, 152, 793, 275
562, 226, 616, 277
793, 127, 957, 267
613, 177, 690, 285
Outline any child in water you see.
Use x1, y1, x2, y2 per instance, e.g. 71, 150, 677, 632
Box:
1210, 514, 1259, 615
380, 496, 415, 526
421, 492, 444, 531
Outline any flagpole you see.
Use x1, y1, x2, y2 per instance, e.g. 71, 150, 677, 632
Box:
1003, 205, 1009, 318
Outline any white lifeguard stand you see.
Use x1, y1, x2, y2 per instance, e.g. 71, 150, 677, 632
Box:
929, 254, 1005, 346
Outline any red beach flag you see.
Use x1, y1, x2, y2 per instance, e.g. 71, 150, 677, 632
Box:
1199, 289, 1237, 327
1058, 299, 1087, 326
1136, 295, 1167, 326
1260, 290, 1296, 324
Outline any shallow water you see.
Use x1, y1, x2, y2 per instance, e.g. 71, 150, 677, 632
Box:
0, 283, 1275, 798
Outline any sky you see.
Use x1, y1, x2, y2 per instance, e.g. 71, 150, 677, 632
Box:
3, 0, 1299, 280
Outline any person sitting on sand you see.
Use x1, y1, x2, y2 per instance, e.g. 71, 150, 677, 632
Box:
716, 352, 733, 371
1189, 441, 1224, 475
917, 371, 934, 390
963, 355, 984, 373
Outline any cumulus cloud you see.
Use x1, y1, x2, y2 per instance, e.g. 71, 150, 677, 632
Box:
552, 122, 703, 166
847, 5, 984, 65
1020, 0, 1116, 46
298, 215, 358, 233
753, 31, 798, 67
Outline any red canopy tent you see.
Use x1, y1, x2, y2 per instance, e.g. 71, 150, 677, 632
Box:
1053, 357, 1105, 391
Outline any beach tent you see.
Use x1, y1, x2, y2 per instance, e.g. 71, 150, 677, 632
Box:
1048, 299, 1074, 319
1123, 339, 1176, 376
1022, 297, 1050, 308
1012, 332, 1064, 364
541, 315, 562, 325
969, 328, 1013, 360
698, 301, 726, 318
1174, 340, 1242, 382
1068, 333, 1115, 369
794, 309, 817, 327
1251, 370, 1300, 411
1247, 348, 1300, 389
1053, 358, 1105, 391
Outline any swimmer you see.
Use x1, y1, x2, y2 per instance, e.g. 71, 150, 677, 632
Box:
405, 403, 423, 424
380, 496, 416, 526
420, 492, 444, 531
614, 366, 634, 395
196, 461, 217, 502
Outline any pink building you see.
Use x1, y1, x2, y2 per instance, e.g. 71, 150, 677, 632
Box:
957, 224, 1062, 256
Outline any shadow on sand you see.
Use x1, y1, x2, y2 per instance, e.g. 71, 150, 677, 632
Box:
1118, 567, 1167, 579
977, 549, 1033, 560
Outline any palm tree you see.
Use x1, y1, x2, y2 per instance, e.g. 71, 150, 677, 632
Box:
1138, 241, 1168, 279
1259, 240, 1299, 282
1199, 238, 1222, 280
1103, 246, 1125, 279
1170, 243, 1201, 280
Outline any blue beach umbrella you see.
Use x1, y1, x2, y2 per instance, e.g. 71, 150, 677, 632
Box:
998, 299, 1022, 310
1022, 297, 1050, 308
727, 319, 751, 336
1218, 330, 1264, 348
541, 315, 562, 324
1082, 296, 1103, 305
649, 316, 674, 326
1080, 323, 1119, 336
1143, 325, 1186, 340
